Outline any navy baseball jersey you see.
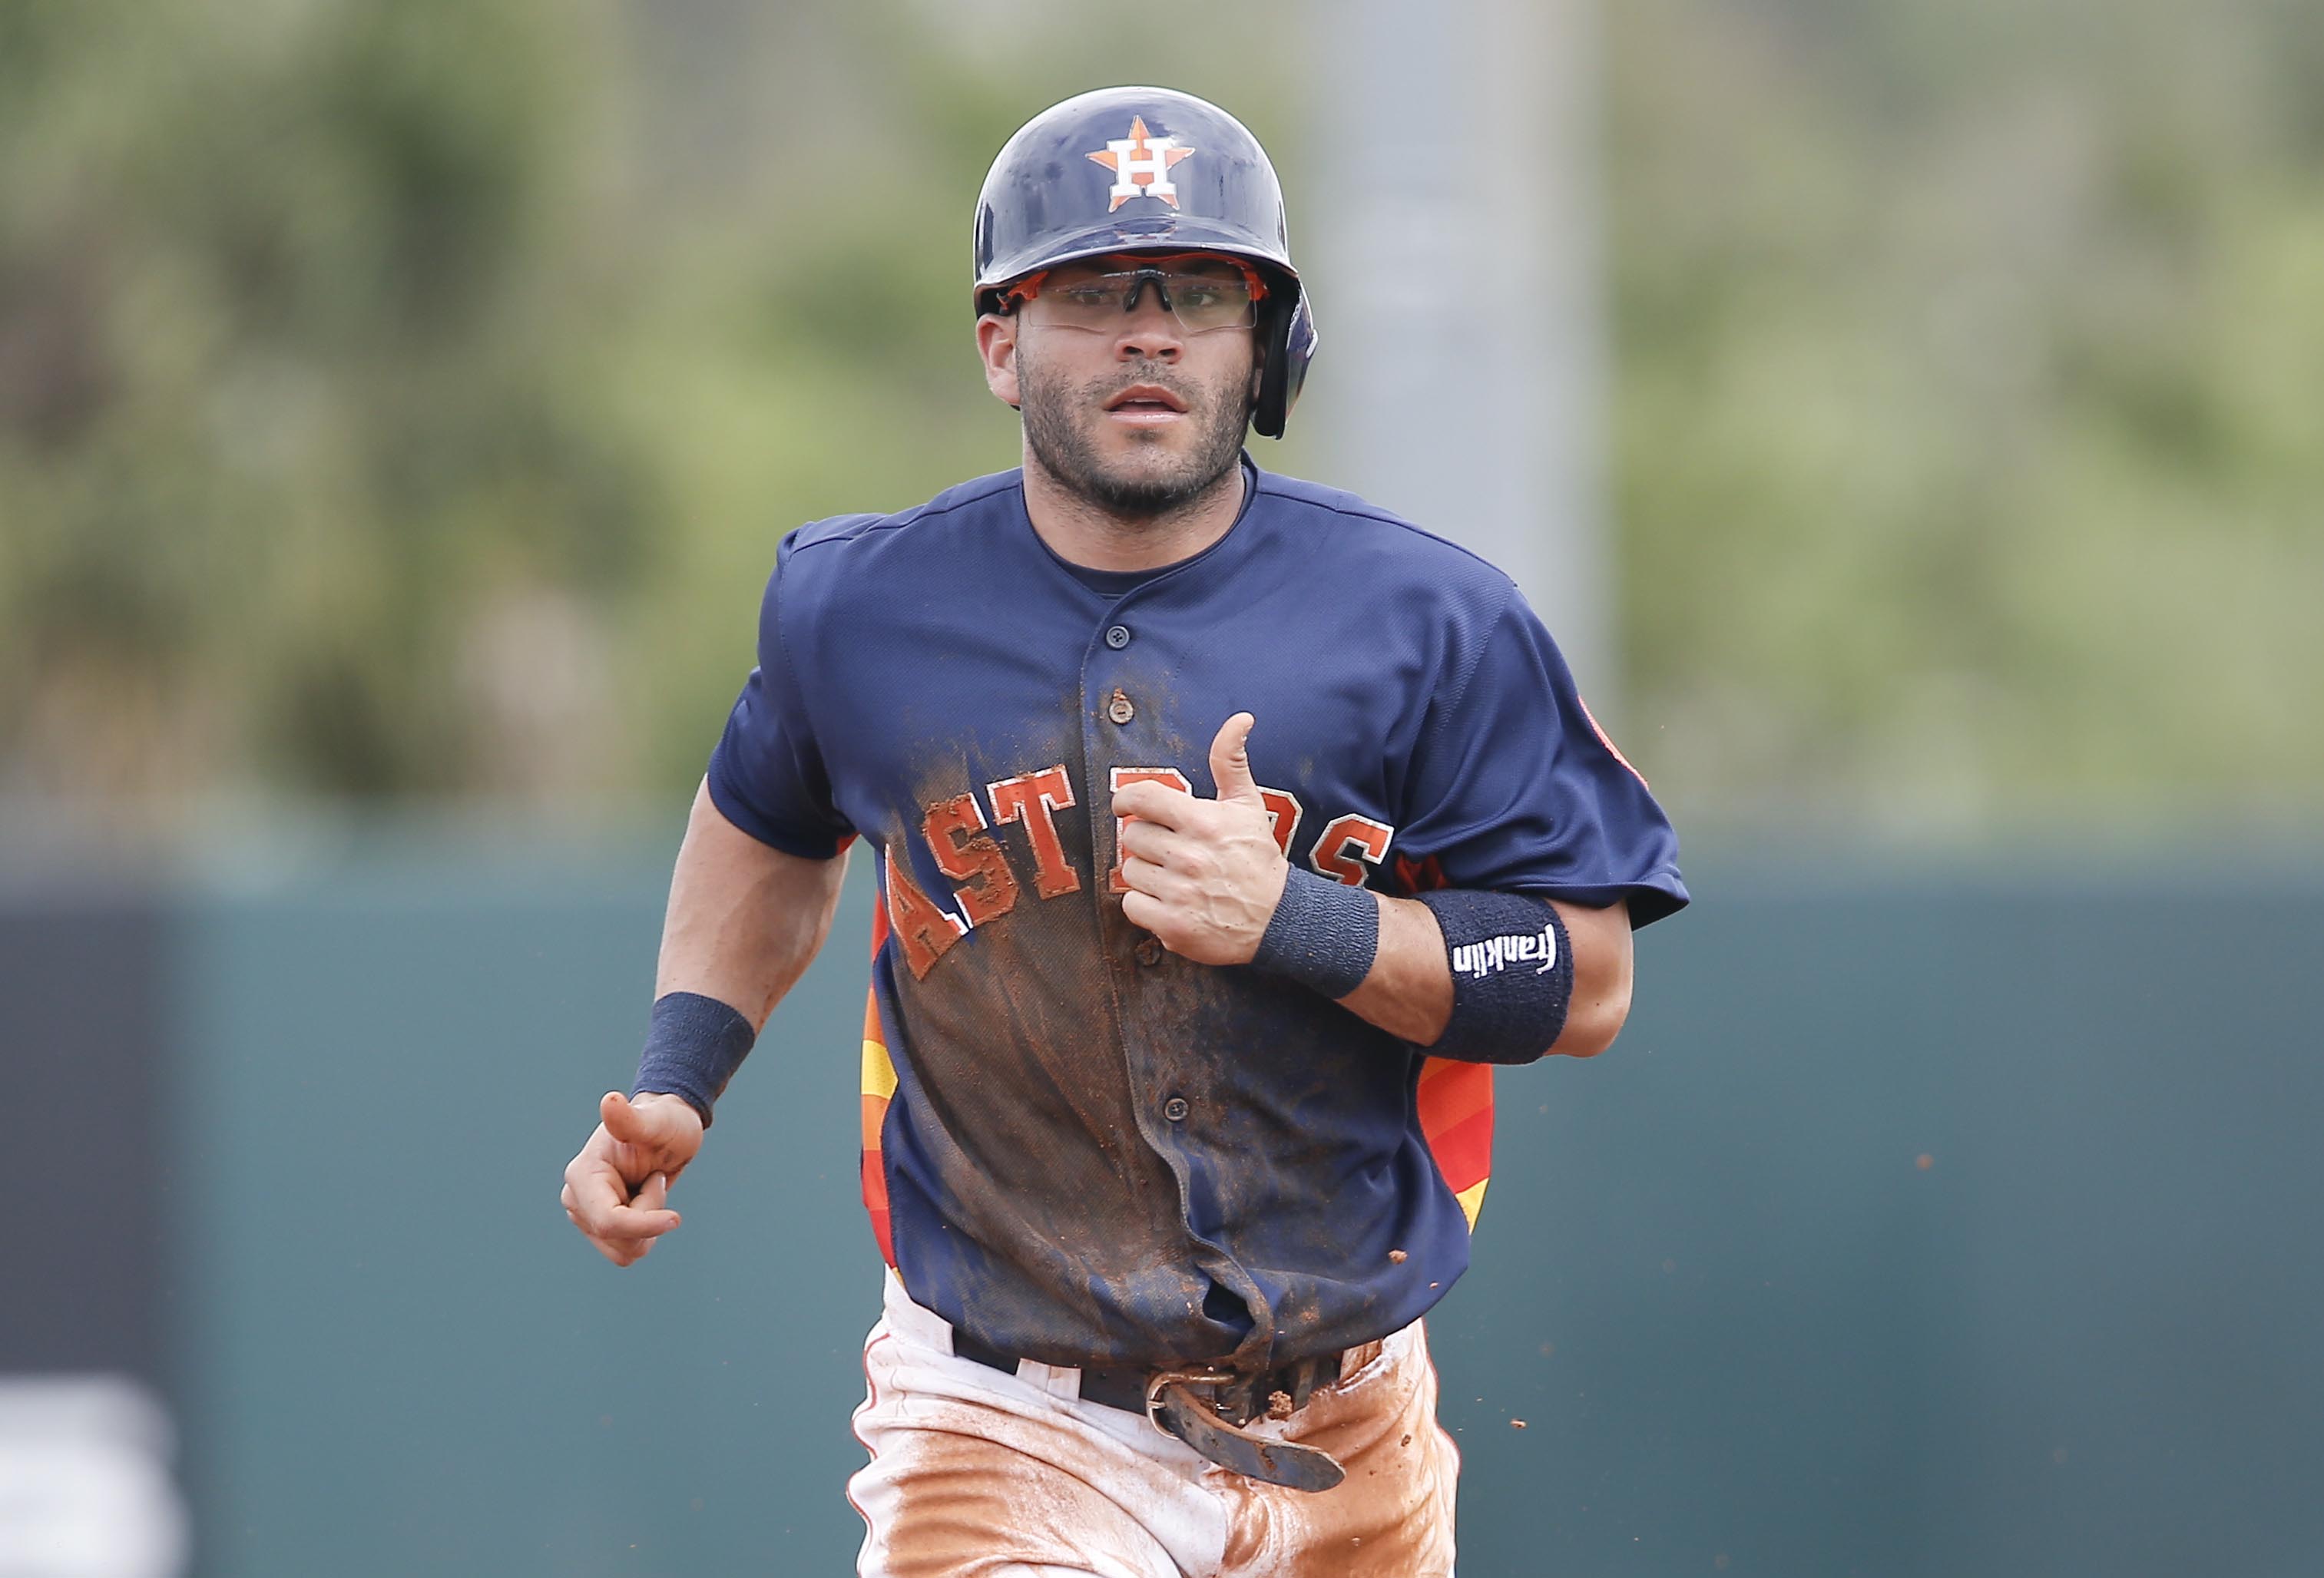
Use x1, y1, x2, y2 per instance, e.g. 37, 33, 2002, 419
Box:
707, 455, 1687, 1372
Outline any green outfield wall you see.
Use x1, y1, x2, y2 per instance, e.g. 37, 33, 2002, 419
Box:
11, 840, 2321, 1576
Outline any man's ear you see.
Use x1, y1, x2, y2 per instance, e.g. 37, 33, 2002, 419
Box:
977, 313, 1022, 411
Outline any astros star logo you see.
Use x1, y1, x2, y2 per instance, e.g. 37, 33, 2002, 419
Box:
1087, 116, 1196, 212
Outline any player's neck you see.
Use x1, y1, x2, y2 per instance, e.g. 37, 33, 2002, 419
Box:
1018, 451, 1246, 574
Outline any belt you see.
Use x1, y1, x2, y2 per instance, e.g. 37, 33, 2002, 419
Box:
951, 1331, 1350, 1493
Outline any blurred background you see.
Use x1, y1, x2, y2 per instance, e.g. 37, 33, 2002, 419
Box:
3, 0, 2319, 1573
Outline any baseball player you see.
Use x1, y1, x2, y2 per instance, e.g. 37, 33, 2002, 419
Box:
561, 86, 1687, 1576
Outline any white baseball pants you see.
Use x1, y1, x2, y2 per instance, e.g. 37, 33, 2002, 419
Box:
848, 1272, 1459, 1577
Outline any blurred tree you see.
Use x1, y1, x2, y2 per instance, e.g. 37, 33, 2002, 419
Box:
0, 0, 1295, 813
0, 0, 653, 803
1611, 0, 2324, 827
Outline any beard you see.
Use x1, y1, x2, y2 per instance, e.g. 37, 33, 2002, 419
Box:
1018, 348, 1250, 521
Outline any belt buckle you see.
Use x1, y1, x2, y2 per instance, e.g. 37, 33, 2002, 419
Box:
1143, 1367, 1347, 1493
1142, 1365, 1238, 1437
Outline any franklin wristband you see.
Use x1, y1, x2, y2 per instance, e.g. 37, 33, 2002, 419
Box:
631, 991, 758, 1127
1416, 889, 1574, 1064
1250, 865, 1379, 1000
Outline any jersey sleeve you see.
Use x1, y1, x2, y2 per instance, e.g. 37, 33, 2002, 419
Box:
703, 536, 856, 860
1395, 585, 1687, 927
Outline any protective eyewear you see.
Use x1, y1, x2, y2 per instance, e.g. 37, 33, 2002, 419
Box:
1005, 255, 1269, 334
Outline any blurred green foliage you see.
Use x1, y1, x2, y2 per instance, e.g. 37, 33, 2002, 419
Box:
1, 0, 2318, 824
1614, 0, 2324, 825
0, 0, 1297, 809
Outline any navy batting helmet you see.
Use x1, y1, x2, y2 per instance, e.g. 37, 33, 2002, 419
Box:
973, 86, 1318, 440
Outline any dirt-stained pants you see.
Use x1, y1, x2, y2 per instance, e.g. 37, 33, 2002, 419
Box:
848, 1272, 1459, 1577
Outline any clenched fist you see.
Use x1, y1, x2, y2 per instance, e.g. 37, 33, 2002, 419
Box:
560, 1090, 703, 1267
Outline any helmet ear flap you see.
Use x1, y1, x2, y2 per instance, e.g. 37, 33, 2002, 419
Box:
1250, 284, 1318, 441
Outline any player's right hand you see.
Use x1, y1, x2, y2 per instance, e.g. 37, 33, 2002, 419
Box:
560, 1090, 704, 1267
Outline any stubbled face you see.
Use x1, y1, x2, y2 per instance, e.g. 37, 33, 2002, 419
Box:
995, 254, 1258, 518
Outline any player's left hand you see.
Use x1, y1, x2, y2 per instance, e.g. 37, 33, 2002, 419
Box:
1112, 712, 1289, 966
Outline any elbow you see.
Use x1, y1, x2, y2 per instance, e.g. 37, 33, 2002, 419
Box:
1537, 898, 1636, 1060
1550, 971, 1632, 1060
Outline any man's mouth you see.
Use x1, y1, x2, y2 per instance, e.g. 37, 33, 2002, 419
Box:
1103, 384, 1190, 425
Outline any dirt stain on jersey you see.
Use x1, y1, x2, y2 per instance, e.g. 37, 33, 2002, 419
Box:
882, 733, 1229, 1365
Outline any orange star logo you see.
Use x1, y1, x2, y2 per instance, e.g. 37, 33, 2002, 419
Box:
1087, 116, 1197, 212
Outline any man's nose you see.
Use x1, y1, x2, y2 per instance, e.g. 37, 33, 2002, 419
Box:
1114, 295, 1184, 360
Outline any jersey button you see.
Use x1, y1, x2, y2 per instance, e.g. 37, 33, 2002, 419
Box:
1105, 624, 1132, 650
1162, 1096, 1190, 1123
1134, 936, 1163, 966
1106, 688, 1135, 725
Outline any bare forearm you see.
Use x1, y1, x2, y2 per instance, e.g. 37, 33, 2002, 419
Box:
656, 780, 849, 1029
1333, 894, 1454, 1044
1337, 894, 1634, 1058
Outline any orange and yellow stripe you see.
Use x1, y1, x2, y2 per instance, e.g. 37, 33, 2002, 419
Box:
1415, 1056, 1493, 1228
860, 885, 899, 1266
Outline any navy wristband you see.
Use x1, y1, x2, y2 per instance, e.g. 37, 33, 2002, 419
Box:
632, 991, 757, 1127
1250, 866, 1379, 1000
1416, 889, 1574, 1064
